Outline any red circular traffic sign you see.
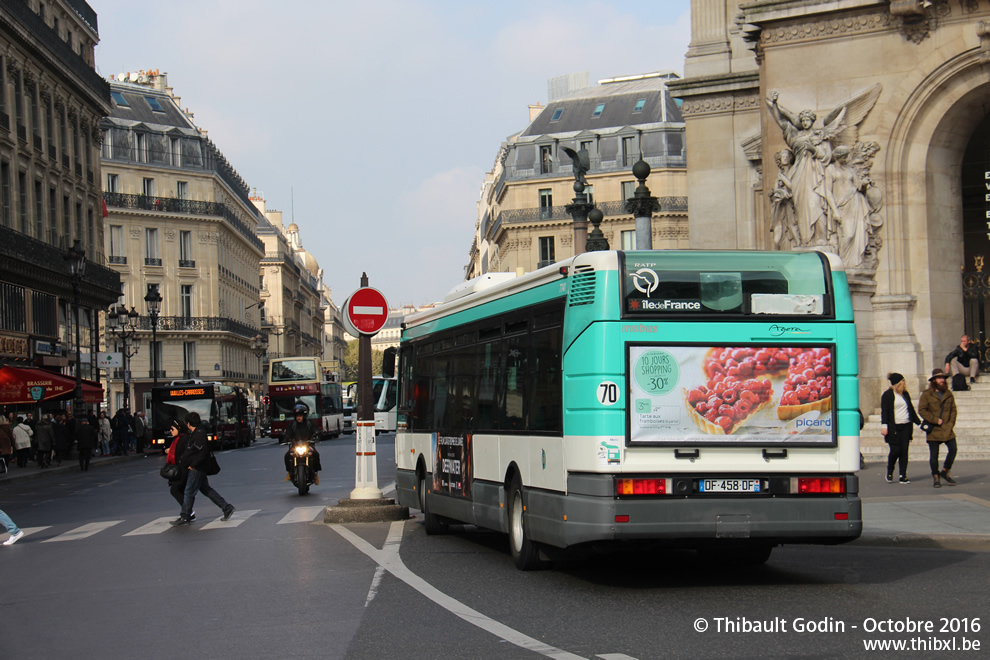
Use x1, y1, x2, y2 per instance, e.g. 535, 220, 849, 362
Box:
344, 287, 389, 336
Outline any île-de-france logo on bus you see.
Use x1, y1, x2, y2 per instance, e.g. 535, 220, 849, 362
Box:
627, 267, 702, 313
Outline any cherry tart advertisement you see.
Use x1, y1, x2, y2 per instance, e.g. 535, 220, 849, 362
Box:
627, 345, 835, 446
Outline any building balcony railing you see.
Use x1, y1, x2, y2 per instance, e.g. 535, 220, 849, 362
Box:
104, 192, 263, 252
222, 370, 245, 380
0, 223, 119, 295
504, 152, 686, 183
33, 134, 42, 151
489, 197, 688, 239
109, 255, 127, 265
134, 315, 259, 340
2, 0, 110, 104
182, 370, 200, 379
145, 257, 162, 267
17, 124, 27, 142
149, 370, 167, 379
178, 259, 195, 268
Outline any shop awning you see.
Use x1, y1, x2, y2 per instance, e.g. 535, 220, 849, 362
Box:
0, 366, 103, 405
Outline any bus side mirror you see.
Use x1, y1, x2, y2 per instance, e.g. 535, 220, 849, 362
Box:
382, 347, 396, 378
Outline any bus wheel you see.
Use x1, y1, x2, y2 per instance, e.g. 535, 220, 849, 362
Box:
508, 475, 546, 571
420, 474, 447, 535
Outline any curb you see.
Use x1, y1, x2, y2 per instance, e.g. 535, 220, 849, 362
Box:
852, 532, 990, 551
0, 452, 157, 486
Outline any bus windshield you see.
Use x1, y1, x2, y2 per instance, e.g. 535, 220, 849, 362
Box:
270, 359, 319, 382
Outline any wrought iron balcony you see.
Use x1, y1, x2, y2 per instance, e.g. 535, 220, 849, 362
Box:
104, 192, 263, 251
490, 197, 689, 239
178, 259, 195, 268
134, 315, 259, 340
109, 255, 127, 265
149, 370, 167, 379
182, 370, 200, 378
145, 257, 162, 267
0, 223, 120, 295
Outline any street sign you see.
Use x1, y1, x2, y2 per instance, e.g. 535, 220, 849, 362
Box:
343, 287, 389, 337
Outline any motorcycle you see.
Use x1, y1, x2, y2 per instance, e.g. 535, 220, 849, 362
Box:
288, 440, 318, 495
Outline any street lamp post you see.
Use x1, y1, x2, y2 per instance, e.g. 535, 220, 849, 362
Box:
107, 304, 140, 411
144, 286, 163, 391
64, 240, 87, 416
624, 158, 661, 250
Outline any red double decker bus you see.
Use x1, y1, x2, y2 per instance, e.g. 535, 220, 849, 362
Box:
267, 357, 343, 440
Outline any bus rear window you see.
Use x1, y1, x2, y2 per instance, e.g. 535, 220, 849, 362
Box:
621, 251, 830, 317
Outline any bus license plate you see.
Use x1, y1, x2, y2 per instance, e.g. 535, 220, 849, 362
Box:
700, 479, 761, 493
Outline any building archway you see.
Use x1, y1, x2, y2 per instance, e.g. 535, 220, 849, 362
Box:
878, 51, 990, 383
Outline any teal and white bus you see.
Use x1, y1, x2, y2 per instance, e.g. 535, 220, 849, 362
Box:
394, 250, 861, 570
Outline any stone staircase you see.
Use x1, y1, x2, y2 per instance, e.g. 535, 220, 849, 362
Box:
861, 381, 990, 462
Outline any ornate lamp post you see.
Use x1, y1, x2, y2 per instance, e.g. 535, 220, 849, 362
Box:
144, 286, 163, 390
624, 158, 661, 250
107, 304, 140, 411
63, 240, 86, 416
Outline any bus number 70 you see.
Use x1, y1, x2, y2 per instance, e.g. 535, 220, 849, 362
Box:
597, 381, 619, 406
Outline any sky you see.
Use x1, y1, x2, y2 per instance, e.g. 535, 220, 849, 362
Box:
91, 0, 692, 308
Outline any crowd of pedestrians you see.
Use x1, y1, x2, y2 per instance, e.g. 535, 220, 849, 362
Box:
0, 408, 152, 475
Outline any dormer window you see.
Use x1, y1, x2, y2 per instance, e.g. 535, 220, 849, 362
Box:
550, 108, 563, 122
111, 91, 129, 107
592, 103, 605, 118
633, 98, 646, 112
145, 96, 165, 112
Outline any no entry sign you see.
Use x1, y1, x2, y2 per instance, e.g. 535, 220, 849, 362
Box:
343, 287, 389, 336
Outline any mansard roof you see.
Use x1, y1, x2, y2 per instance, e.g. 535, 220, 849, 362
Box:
522, 73, 684, 137
107, 81, 196, 130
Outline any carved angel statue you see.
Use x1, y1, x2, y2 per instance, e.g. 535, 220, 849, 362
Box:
561, 146, 591, 188
766, 84, 884, 270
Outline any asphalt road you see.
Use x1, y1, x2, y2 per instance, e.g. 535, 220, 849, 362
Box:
3, 436, 989, 659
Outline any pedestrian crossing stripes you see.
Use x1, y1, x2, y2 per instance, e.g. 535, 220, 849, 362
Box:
3, 506, 327, 545
42, 520, 122, 543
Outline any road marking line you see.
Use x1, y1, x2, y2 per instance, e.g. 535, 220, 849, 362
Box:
597, 655, 639, 659
365, 565, 385, 607
200, 509, 259, 530
277, 507, 326, 524
42, 521, 122, 543
329, 521, 586, 660
1, 526, 49, 542
124, 517, 177, 536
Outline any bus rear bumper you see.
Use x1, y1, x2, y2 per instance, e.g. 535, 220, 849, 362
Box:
528, 486, 862, 549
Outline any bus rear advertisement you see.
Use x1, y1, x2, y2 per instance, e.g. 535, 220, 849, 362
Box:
394, 250, 861, 570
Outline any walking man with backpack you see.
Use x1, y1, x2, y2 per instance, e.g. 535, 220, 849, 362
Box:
171, 412, 235, 526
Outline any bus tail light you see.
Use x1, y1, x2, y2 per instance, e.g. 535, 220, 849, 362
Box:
616, 478, 670, 495
792, 477, 846, 494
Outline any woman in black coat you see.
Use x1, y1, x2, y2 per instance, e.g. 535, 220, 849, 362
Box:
165, 420, 193, 518
880, 372, 921, 483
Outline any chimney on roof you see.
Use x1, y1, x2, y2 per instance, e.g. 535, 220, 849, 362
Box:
528, 103, 544, 123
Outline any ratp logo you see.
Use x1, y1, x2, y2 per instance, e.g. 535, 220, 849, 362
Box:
631, 268, 659, 298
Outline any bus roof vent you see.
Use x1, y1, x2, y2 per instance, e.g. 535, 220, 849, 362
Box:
568, 265, 596, 307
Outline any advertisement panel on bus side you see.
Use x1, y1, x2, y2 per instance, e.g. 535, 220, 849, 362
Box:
627, 344, 836, 446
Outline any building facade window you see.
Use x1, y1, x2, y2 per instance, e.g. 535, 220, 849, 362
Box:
142, 177, 155, 196
109, 225, 125, 263
183, 341, 197, 376
179, 230, 194, 267
106, 173, 119, 193
0, 161, 9, 227
170, 137, 181, 166
539, 236, 555, 267
176, 181, 188, 200
17, 171, 27, 233
47, 187, 56, 243
539, 189, 553, 219
145, 228, 159, 265
540, 145, 553, 174
34, 179, 43, 238
621, 181, 636, 200
584, 185, 594, 204
621, 230, 636, 250
180, 284, 193, 318
621, 136, 635, 167
136, 132, 146, 163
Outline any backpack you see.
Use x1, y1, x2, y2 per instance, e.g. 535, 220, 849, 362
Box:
951, 373, 969, 392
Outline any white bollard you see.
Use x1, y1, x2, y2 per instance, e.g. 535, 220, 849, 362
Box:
350, 420, 382, 499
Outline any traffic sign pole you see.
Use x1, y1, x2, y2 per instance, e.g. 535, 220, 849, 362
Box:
350, 274, 386, 500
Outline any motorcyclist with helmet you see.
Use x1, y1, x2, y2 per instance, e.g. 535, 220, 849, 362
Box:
283, 403, 322, 479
